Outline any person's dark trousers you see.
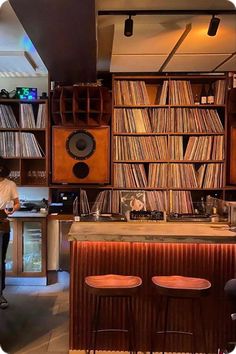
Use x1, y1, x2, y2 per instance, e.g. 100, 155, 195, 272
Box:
1, 232, 10, 291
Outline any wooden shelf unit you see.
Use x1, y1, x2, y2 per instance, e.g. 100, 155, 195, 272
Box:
111, 74, 231, 213
51, 85, 111, 126
48, 76, 236, 215
0, 98, 49, 186
228, 88, 236, 184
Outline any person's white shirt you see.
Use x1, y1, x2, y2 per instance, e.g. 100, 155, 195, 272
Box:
0, 178, 18, 210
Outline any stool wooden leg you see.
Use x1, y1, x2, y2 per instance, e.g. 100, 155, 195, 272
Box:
162, 296, 170, 354
150, 295, 167, 354
191, 298, 196, 354
88, 295, 102, 354
126, 296, 136, 354
150, 294, 158, 354
199, 298, 208, 354
88, 294, 139, 354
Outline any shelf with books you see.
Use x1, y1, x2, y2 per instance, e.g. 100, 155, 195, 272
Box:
113, 106, 225, 134
0, 99, 48, 186
112, 74, 229, 213
113, 74, 226, 107
228, 88, 236, 185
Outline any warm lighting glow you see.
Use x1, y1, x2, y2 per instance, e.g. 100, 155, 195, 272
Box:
0, 0, 7, 7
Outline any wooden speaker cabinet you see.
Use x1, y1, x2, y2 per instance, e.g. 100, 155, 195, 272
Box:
52, 126, 110, 184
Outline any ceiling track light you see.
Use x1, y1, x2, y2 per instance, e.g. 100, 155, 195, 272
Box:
124, 14, 133, 37
207, 15, 221, 36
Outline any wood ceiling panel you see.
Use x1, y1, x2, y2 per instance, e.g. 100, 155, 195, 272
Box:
216, 54, 236, 70
112, 23, 187, 55
110, 54, 168, 72
165, 53, 230, 71
176, 15, 236, 54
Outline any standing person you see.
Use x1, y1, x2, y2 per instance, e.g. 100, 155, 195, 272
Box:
0, 158, 20, 309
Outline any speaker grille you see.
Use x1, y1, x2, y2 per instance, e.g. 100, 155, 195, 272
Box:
66, 130, 96, 160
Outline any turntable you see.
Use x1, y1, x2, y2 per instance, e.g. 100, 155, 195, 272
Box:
168, 212, 211, 222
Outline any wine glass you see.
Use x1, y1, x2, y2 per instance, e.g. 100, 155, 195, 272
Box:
5, 200, 14, 213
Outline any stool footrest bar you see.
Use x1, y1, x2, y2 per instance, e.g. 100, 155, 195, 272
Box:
93, 329, 129, 333
156, 330, 193, 336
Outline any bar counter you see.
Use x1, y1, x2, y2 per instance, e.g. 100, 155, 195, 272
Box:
68, 221, 236, 243
68, 221, 236, 353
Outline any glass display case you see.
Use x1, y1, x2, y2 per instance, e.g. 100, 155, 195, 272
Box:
22, 221, 43, 272
6, 218, 46, 277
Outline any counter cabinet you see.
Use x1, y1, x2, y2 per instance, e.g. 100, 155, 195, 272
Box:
6, 217, 47, 277
69, 222, 236, 353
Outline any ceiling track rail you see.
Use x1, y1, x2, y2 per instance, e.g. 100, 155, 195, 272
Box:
98, 9, 236, 16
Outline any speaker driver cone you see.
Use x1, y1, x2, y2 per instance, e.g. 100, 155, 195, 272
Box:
66, 130, 96, 160
73, 162, 90, 179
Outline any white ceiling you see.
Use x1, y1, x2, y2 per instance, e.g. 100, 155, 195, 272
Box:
0, 0, 235, 78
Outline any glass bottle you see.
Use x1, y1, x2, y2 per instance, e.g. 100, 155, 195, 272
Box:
200, 84, 207, 104
211, 195, 219, 222
194, 92, 200, 105
73, 196, 80, 221
207, 83, 214, 104
199, 196, 206, 214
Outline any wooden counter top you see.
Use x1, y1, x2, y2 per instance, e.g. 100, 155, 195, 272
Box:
47, 214, 73, 221
68, 221, 236, 243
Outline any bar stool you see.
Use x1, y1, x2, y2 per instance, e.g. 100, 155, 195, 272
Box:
85, 274, 142, 354
151, 275, 211, 354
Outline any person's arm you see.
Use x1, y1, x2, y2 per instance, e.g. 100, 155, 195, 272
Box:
13, 197, 20, 212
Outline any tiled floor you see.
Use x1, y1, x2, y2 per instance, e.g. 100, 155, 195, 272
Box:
0, 272, 69, 354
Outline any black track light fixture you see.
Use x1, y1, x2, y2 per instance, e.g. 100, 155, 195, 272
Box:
124, 14, 133, 37
207, 15, 220, 36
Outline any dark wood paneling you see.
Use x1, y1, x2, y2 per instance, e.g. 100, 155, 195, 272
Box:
9, 0, 97, 84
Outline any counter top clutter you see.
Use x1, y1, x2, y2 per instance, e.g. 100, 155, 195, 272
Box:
68, 221, 236, 243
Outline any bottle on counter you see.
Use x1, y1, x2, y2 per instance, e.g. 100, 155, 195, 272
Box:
211, 206, 219, 222
200, 84, 207, 104
194, 92, 200, 105
207, 83, 214, 104
73, 196, 80, 221
211, 196, 220, 222
198, 196, 206, 214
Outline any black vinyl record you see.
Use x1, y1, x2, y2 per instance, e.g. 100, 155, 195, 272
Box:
66, 130, 96, 160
